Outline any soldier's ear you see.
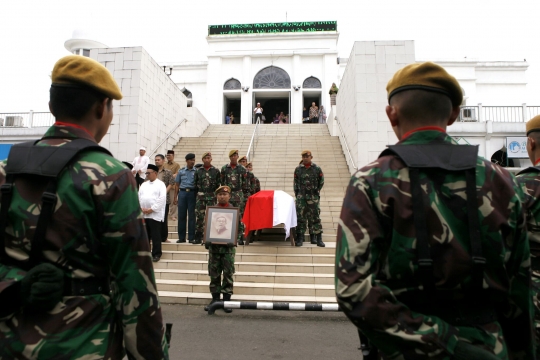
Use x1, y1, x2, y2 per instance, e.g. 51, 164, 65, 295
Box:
386, 105, 399, 128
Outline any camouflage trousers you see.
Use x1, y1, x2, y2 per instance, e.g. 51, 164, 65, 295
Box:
208, 249, 236, 294
195, 194, 215, 239
296, 194, 322, 235
229, 191, 245, 241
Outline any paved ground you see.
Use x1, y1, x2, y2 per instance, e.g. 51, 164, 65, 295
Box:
161, 304, 362, 360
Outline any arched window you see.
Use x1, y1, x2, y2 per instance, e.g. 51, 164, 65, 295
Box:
253, 66, 291, 89
181, 88, 193, 107
224, 78, 241, 90
303, 76, 321, 89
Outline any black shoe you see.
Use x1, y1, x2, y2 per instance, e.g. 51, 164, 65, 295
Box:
193, 239, 202, 244
238, 238, 244, 245
222, 294, 232, 313
152, 256, 160, 262
310, 234, 317, 244
188, 239, 195, 244
204, 293, 221, 311
316, 233, 325, 247
295, 234, 304, 247
176, 239, 186, 243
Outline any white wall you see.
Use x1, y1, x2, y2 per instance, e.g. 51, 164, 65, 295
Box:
336, 41, 415, 173
91, 46, 190, 162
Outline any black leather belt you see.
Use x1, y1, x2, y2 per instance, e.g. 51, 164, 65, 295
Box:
180, 188, 194, 192
64, 277, 111, 296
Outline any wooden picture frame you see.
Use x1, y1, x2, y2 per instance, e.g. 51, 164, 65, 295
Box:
203, 206, 239, 246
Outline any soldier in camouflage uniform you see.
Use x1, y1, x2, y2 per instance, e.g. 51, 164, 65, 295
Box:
336, 62, 534, 359
239, 156, 254, 201
515, 114, 540, 357
0, 56, 168, 359
298, 159, 317, 245
194, 151, 221, 244
204, 185, 237, 313
246, 162, 261, 195
221, 149, 248, 245
294, 150, 325, 247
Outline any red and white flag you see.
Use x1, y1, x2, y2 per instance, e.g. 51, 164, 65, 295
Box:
242, 190, 297, 239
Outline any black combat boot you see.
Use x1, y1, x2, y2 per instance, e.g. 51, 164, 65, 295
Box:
222, 293, 233, 313
295, 234, 304, 247
192, 236, 202, 245
204, 293, 220, 311
310, 233, 316, 244
316, 233, 325, 247
238, 237, 244, 245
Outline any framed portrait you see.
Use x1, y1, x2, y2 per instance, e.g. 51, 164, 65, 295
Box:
203, 206, 240, 246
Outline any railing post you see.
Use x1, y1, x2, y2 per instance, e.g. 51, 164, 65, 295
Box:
478, 103, 483, 122
523, 103, 527, 122
28, 110, 33, 128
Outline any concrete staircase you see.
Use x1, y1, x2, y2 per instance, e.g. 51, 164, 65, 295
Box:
155, 124, 350, 305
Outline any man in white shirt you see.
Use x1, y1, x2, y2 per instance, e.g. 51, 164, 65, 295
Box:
253, 102, 263, 124
138, 164, 167, 262
132, 146, 149, 188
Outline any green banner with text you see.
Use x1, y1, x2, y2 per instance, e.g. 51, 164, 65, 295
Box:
209, 22, 337, 35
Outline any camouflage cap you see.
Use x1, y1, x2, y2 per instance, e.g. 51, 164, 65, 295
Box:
301, 150, 312, 156
229, 149, 239, 157
51, 55, 122, 100
202, 152, 212, 159
239, 155, 247, 162
386, 62, 462, 107
526, 115, 540, 135
215, 185, 231, 195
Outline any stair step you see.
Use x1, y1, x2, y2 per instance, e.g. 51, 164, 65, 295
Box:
160, 250, 334, 264
153, 259, 334, 274
154, 269, 333, 284
156, 279, 335, 297
158, 291, 337, 305
162, 242, 336, 254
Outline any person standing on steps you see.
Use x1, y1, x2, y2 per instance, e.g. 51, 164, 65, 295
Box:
238, 155, 254, 202
294, 150, 325, 247
174, 153, 197, 243
194, 152, 221, 244
132, 146, 149, 189
253, 102, 263, 124
221, 150, 248, 245
309, 102, 319, 124
204, 185, 237, 314
155, 154, 175, 243
139, 164, 167, 262
164, 150, 180, 221
246, 162, 261, 195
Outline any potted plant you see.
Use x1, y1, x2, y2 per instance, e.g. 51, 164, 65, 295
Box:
329, 83, 338, 105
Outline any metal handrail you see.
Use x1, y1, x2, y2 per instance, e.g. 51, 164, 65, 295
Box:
246, 118, 261, 161
335, 116, 357, 170
149, 118, 187, 157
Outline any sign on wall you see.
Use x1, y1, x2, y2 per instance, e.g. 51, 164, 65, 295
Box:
506, 137, 528, 158
208, 21, 337, 36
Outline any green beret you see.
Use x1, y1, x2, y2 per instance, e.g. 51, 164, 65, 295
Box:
215, 185, 231, 195
526, 115, 540, 135
51, 55, 122, 100
387, 62, 462, 107
229, 149, 239, 157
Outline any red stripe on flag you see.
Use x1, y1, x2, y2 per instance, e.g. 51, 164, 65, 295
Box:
243, 190, 274, 237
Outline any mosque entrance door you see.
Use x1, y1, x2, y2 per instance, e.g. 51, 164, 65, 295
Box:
303, 91, 322, 122
224, 92, 241, 124
253, 91, 290, 124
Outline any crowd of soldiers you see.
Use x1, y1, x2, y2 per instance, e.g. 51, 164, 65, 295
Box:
2, 53, 540, 359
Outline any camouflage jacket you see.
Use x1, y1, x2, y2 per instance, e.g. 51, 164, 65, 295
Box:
244, 171, 256, 198
0, 125, 168, 359
220, 163, 248, 195
335, 130, 533, 359
293, 162, 324, 197
194, 165, 221, 198
250, 172, 261, 195
516, 167, 540, 259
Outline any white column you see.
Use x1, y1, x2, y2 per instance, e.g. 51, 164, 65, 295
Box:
241, 56, 252, 124
291, 55, 301, 124
206, 56, 223, 124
